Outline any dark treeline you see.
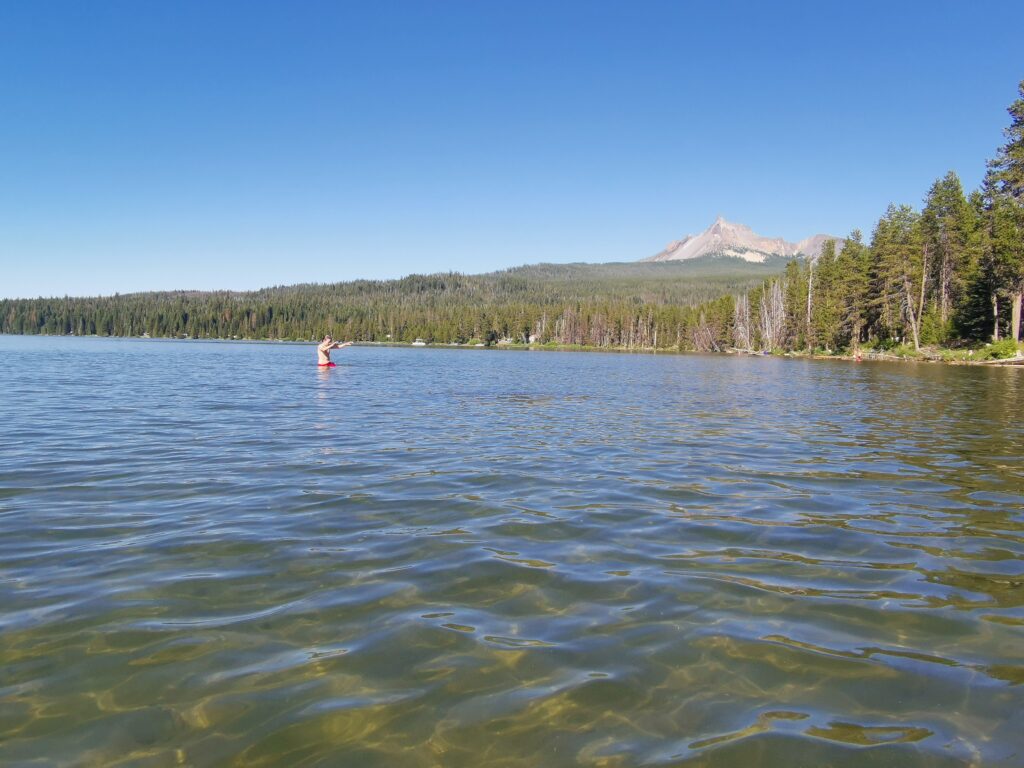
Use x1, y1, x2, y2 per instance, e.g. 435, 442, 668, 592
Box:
4, 83, 1023, 356
692, 81, 1024, 357
0, 259, 787, 349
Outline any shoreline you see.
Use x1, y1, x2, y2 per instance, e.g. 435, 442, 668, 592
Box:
798, 349, 1024, 367
3, 332, 1023, 367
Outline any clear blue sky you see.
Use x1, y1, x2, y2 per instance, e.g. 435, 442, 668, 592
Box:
2, 0, 1022, 298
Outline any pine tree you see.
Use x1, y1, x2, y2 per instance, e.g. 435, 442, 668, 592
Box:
980, 174, 1024, 341
869, 205, 925, 349
921, 171, 972, 339
782, 260, 806, 349
834, 230, 871, 350
809, 240, 843, 352
952, 190, 989, 340
987, 80, 1024, 341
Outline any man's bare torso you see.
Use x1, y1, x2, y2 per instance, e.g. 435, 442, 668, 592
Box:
317, 338, 351, 365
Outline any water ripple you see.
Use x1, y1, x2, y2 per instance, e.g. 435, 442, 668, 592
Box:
1, 336, 1023, 766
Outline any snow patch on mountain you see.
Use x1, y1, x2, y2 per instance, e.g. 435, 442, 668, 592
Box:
645, 217, 844, 263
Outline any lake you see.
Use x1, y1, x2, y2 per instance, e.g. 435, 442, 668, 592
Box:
1, 335, 1022, 767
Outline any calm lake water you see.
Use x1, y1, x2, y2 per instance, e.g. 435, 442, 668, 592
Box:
1, 335, 1023, 767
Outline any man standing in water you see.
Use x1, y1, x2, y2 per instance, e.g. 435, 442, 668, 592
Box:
317, 335, 352, 367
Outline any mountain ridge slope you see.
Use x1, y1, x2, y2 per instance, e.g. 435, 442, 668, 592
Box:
645, 216, 844, 263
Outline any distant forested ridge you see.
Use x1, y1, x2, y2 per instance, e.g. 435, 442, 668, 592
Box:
0, 259, 789, 348
3, 82, 1023, 355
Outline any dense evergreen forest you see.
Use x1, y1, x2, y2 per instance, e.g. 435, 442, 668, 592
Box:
0, 258, 788, 348
689, 81, 1024, 359
3, 82, 1023, 357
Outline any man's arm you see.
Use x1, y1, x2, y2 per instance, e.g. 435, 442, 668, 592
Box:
333, 342, 352, 349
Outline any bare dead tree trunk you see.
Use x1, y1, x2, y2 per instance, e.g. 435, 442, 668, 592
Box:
733, 293, 752, 350
939, 233, 950, 326
760, 280, 786, 351
902, 275, 922, 351
1013, 289, 1022, 344
692, 312, 719, 352
993, 293, 1000, 342
805, 260, 813, 351
918, 244, 928, 336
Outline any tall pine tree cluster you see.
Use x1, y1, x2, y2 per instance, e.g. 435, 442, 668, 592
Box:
717, 81, 1024, 355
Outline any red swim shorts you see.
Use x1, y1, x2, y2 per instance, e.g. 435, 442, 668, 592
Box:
318, 362, 336, 367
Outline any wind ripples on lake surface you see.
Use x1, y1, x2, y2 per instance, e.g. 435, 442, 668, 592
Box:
1, 335, 1022, 767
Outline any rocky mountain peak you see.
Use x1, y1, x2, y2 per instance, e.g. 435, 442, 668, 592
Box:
644, 217, 844, 263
